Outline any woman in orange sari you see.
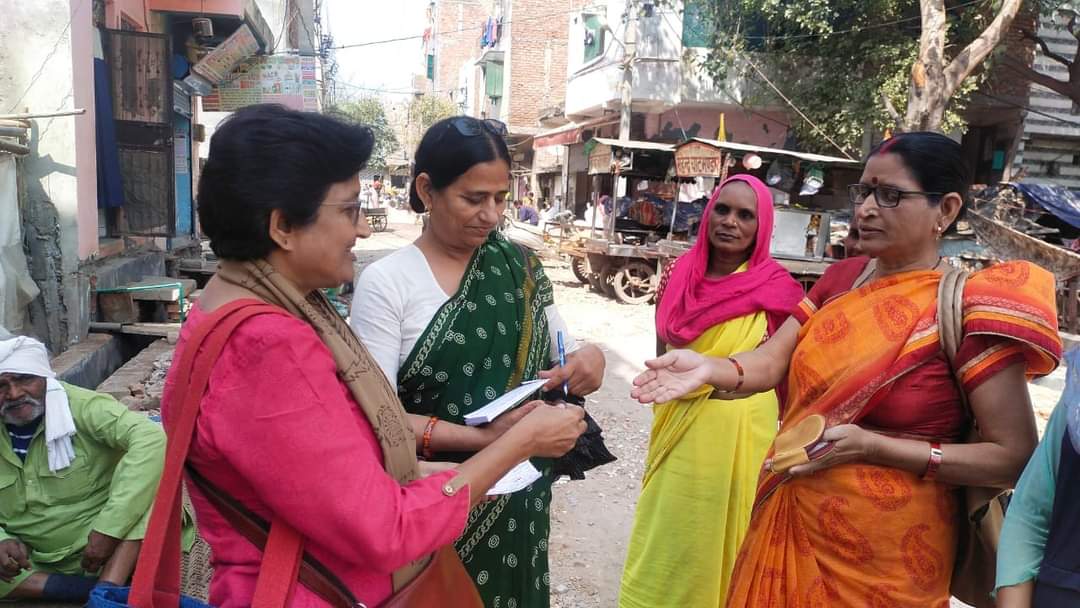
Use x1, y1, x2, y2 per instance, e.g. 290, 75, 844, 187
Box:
632, 132, 1063, 607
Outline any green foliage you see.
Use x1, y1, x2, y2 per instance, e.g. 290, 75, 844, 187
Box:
692, 0, 1024, 154
408, 95, 460, 136
330, 97, 399, 169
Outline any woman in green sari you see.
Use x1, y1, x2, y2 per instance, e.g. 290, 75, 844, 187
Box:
351, 116, 606, 608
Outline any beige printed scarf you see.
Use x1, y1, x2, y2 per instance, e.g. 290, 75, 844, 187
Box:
218, 259, 427, 589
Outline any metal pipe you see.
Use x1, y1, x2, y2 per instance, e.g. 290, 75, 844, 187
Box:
0, 140, 30, 156
0, 126, 28, 137
0, 109, 86, 120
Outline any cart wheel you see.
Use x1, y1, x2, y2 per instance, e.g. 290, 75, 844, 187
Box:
571, 257, 590, 284
613, 261, 657, 305
372, 216, 388, 232
600, 266, 617, 298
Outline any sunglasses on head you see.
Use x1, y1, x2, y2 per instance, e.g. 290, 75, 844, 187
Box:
441, 116, 509, 139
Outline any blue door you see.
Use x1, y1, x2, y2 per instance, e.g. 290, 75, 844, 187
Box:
173, 116, 193, 235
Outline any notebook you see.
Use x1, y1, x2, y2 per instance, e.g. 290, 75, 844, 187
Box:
463, 379, 548, 426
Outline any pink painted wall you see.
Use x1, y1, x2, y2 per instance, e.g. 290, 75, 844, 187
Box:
105, 0, 150, 30
72, 0, 99, 258
645, 107, 790, 149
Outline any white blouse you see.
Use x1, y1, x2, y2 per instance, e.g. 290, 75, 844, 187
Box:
350, 243, 577, 384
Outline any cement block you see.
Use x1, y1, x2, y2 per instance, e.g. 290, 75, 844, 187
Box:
49, 332, 155, 390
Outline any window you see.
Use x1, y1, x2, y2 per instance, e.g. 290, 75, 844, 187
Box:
484, 61, 503, 99
584, 15, 605, 61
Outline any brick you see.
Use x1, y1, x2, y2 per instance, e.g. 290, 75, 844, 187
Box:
430, 0, 586, 130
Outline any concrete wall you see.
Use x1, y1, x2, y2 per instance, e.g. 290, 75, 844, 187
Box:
644, 107, 788, 148
1, 0, 99, 351
564, 1, 760, 120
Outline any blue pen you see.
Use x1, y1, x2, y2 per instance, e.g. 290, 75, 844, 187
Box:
556, 331, 568, 396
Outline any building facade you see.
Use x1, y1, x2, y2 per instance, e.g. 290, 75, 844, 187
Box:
0, 0, 314, 353
538, 0, 788, 213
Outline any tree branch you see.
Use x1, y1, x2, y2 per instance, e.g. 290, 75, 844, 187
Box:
881, 90, 902, 125
943, 0, 1024, 96
999, 53, 1080, 103
1021, 28, 1074, 68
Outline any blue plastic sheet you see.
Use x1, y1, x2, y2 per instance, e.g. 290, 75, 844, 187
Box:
1016, 183, 1080, 229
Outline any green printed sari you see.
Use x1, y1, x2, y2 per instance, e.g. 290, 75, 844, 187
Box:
398, 233, 556, 608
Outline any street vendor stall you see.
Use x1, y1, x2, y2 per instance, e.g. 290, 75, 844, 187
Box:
574, 138, 678, 303
659, 138, 862, 291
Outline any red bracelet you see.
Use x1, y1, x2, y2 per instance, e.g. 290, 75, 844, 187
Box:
922, 442, 943, 480
726, 357, 745, 393
421, 416, 438, 460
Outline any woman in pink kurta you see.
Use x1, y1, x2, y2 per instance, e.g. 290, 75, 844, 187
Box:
167, 308, 469, 606
164, 104, 587, 607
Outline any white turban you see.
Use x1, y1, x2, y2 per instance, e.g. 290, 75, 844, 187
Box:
0, 334, 76, 471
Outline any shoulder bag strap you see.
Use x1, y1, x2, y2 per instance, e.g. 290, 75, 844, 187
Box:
186, 467, 362, 608
128, 300, 317, 608
937, 265, 970, 412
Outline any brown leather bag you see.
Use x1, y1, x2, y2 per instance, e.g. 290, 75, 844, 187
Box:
188, 466, 482, 608
938, 266, 1009, 608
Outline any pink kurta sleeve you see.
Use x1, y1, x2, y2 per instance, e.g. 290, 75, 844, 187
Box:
197, 313, 470, 574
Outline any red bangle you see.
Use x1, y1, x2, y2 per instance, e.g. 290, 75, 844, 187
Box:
922, 442, 943, 480
421, 416, 438, 460
726, 357, 745, 393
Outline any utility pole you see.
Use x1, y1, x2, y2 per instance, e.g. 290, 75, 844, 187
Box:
618, 0, 637, 141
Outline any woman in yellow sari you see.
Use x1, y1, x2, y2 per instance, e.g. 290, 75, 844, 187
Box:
620, 175, 803, 608
632, 132, 1063, 607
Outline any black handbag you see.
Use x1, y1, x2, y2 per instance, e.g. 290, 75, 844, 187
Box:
543, 389, 617, 480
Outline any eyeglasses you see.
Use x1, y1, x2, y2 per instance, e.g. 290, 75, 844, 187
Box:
442, 116, 509, 139
848, 183, 942, 208
323, 201, 366, 225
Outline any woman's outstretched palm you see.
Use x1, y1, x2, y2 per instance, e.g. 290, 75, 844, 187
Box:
631, 350, 713, 404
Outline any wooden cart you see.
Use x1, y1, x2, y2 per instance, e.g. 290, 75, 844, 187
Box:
573, 138, 679, 304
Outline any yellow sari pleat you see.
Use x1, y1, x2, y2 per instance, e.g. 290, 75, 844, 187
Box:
620, 311, 779, 608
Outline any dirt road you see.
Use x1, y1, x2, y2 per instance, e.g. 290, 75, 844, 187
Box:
353, 211, 1066, 608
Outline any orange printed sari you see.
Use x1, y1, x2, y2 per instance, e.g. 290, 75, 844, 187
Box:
726, 261, 1062, 608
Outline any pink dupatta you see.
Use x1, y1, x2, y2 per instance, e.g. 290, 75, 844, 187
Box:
656, 174, 803, 348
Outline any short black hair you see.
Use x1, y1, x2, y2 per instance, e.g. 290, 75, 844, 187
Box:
197, 104, 374, 260
408, 116, 511, 213
868, 131, 972, 205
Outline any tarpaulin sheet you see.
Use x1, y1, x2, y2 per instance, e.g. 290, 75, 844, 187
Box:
0, 155, 40, 333
1016, 182, 1080, 229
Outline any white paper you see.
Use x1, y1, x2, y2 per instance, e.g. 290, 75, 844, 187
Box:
487, 461, 542, 496
464, 379, 548, 426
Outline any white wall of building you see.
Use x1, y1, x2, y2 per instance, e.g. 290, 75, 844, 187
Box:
563, 1, 745, 120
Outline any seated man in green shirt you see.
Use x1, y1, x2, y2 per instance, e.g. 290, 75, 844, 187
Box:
0, 333, 167, 602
